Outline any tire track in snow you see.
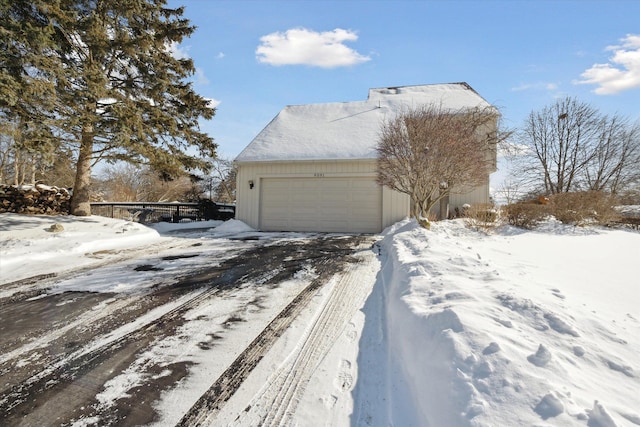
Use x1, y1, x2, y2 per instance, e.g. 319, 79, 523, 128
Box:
0, 243, 249, 413
178, 242, 376, 426
0, 240, 275, 424
255, 247, 376, 426
0, 237, 206, 300
0, 294, 139, 366
0, 285, 216, 420
0, 235, 371, 426
175, 259, 335, 427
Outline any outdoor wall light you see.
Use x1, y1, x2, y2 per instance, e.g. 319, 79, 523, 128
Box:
249, 180, 254, 189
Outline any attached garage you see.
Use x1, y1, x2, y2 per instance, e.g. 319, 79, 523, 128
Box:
234, 158, 408, 234
260, 177, 382, 233
235, 83, 497, 233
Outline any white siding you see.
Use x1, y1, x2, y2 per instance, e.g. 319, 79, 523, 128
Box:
450, 182, 491, 208
383, 185, 410, 229
235, 160, 409, 232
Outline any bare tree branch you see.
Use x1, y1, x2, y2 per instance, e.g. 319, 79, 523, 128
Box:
509, 96, 640, 196
376, 104, 502, 220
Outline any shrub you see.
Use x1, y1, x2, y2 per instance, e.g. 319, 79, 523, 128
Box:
549, 191, 620, 226
464, 203, 498, 231
618, 186, 640, 205
503, 202, 549, 229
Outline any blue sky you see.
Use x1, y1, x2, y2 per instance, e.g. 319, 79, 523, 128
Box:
167, 0, 640, 160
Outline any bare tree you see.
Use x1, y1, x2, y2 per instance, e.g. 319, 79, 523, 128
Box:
376, 104, 501, 220
584, 116, 640, 194
0, 134, 10, 183
216, 168, 237, 203
510, 96, 640, 196
99, 164, 201, 202
204, 157, 236, 203
98, 164, 144, 201
494, 179, 525, 206
517, 97, 599, 194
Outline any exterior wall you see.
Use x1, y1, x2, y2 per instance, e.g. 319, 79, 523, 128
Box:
479, 116, 499, 173
422, 182, 491, 219
236, 158, 492, 231
449, 182, 491, 214
382, 185, 410, 229
235, 159, 409, 232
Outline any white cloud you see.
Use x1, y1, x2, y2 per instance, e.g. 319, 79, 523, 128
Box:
216, 52, 225, 59
205, 97, 220, 109
255, 27, 371, 68
195, 68, 209, 85
575, 34, 640, 94
167, 41, 190, 60
511, 82, 558, 92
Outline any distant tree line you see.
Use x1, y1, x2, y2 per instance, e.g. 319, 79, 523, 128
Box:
93, 157, 236, 203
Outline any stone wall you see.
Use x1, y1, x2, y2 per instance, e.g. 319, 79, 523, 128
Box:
0, 184, 71, 215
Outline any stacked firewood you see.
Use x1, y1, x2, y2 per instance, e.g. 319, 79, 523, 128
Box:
0, 184, 71, 215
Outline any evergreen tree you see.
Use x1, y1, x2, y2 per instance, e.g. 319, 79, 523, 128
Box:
1, 0, 62, 177
2, 0, 216, 214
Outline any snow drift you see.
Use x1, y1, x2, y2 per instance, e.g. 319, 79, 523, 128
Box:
373, 219, 639, 426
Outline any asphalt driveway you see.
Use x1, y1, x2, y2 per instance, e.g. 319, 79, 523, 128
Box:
0, 232, 374, 426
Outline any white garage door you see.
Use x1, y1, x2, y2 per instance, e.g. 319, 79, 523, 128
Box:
260, 177, 382, 233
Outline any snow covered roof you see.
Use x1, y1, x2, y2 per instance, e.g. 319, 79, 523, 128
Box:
235, 82, 494, 163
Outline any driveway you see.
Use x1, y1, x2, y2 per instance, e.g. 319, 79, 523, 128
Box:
0, 232, 376, 426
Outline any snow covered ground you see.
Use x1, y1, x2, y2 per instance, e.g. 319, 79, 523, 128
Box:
361, 219, 639, 427
1, 213, 638, 426
0, 213, 227, 285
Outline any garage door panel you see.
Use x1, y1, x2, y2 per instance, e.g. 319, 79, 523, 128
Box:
321, 194, 350, 204
260, 177, 381, 233
352, 190, 378, 201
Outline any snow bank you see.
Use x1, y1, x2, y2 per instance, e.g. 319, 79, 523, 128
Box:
377, 219, 640, 426
212, 219, 255, 234
0, 213, 162, 283
150, 220, 222, 233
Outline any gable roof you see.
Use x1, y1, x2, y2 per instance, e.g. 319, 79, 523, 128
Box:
235, 82, 493, 163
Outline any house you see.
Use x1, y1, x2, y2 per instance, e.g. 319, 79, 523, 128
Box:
234, 82, 497, 233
